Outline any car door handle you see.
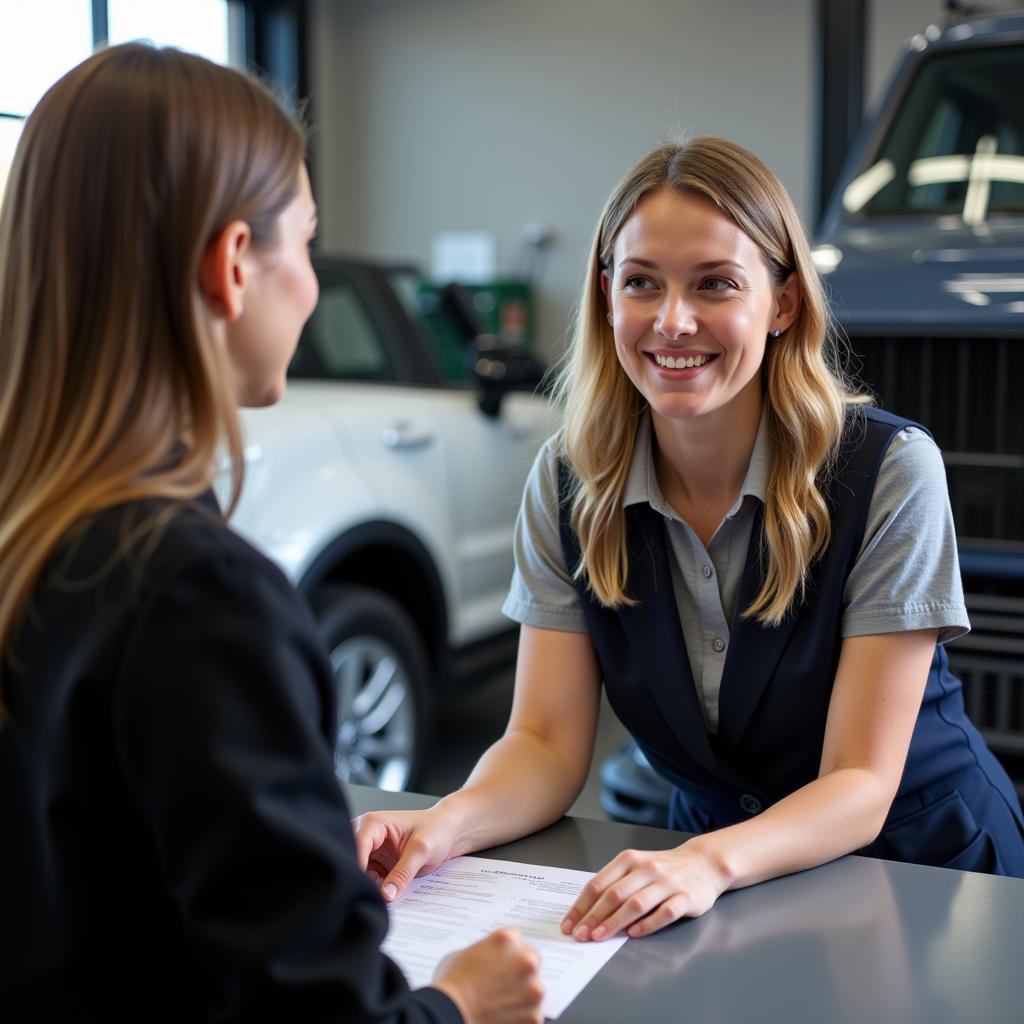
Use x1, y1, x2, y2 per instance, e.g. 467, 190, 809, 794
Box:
381, 422, 435, 450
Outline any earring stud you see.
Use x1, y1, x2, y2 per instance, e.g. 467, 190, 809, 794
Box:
772, 327, 781, 338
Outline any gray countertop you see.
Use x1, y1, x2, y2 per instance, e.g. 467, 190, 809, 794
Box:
347, 784, 1024, 1023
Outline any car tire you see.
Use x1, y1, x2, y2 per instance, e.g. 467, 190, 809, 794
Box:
310, 583, 432, 792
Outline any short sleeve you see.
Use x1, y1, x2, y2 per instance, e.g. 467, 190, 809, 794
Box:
842, 427, 970, 644
111, 541, 460, 1023
501, 436, 589, 632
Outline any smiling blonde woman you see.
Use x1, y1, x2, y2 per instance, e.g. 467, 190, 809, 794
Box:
354, 136, 1024, 941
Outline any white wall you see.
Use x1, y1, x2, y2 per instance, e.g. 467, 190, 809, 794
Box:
310, 0, 814, 358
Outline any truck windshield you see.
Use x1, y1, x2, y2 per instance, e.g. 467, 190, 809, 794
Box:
845, 43, 1024, 222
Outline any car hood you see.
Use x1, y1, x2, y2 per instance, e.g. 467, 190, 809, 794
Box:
820, 220, 1024, 334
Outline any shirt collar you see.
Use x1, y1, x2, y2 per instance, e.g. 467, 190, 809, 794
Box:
622, 409, 772, 518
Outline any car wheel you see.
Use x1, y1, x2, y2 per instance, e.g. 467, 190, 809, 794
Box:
311, 583, 431, 792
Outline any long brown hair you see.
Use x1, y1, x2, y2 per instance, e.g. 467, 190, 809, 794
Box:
558, 137, 863, 625
0, 44, 305, 700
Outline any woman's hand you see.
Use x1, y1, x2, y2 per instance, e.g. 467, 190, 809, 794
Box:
352, 807, 463, 902
561, 841, 730, 940
431, 928, 544, 1024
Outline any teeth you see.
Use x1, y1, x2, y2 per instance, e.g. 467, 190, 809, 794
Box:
654, 353, 710, 369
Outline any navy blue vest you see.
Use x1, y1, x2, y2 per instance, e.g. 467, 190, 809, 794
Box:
560, 406, 1024, 873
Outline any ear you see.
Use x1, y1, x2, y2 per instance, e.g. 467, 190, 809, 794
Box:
200, 220, 252, 323
772, 272, 802, 334
600, 268, 612, 316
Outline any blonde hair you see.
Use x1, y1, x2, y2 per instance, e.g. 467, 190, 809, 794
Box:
0, 44, 305, 700
558, 137, 862, 625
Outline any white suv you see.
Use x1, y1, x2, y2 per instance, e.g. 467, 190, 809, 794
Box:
231, 256, 558, 791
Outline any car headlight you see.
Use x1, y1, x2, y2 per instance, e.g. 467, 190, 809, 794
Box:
811, 244, 843, 275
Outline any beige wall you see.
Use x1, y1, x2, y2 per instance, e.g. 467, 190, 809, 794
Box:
310, 0, 815, 359
867, 0, 944, 111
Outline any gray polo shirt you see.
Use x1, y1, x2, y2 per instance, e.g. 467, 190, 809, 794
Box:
502, 412, 970, 734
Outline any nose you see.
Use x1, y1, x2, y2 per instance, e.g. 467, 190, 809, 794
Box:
654, 291, 697, 340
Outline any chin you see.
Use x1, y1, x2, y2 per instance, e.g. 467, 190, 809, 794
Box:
242, 381, 287, 409
647, 397, 708, 422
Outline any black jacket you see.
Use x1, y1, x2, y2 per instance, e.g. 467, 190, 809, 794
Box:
0, 495, 459, 1023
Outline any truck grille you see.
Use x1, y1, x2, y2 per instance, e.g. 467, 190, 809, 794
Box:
950, 590, 1024, 798
846, 334, 1024, 547
848, 334, 1024, 793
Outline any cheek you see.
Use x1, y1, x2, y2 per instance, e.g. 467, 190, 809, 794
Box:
301, 262, 319, 317
720, 309, 766, 351
613, 337, 647, 388
612, 334, 633, 367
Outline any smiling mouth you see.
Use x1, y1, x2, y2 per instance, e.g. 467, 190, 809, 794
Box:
651, 352, 714, 369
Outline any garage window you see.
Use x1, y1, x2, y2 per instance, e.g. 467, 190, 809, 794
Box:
0, 1, 238, 203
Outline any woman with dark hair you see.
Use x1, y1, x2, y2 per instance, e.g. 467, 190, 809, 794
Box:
0, 44, 541, 1023
354, 136, 1024, 942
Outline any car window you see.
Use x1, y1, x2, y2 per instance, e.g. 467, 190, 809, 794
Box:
289, 275, 396, 382
845, 44, 1024, 221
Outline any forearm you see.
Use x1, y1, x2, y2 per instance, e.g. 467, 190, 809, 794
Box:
689, 767, 894, 892
435, 727, 590, 855
698, 632, 939, 893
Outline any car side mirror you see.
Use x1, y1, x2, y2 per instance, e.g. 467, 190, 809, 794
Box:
470, 336, 547, 417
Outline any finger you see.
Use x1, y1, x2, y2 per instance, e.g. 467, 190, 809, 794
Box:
521, 977, 546, 1018
367, 837, 400, 870
381, 836, 432, 901
570, 869, 652, 941
352, 817, 387, 870
585, 882, 672, 940
366, 851, 398, 882
627, 892, 693, 937
560, 857, 633, 935
523, 946, 543, 975
494, 925, 522, 946
575, 874, 661, 941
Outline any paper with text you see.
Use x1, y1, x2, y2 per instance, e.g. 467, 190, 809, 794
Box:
381, 855, 628, 1019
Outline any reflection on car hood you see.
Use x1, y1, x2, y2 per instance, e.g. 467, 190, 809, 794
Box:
823, 220, 1024, 333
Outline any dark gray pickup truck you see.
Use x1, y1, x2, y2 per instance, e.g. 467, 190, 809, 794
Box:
814, 7, 1024, 794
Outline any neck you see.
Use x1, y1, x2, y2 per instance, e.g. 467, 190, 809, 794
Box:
651, 387, 763, 514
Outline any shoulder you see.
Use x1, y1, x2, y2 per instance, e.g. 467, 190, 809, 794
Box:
874, 423, 948, 512
108, 497, 328, 730
60, 494, 293, 621
835, 404, 934, 481
145, 493, 278, 573
844, 404, 944, 475
14, 494, 318, 726
153, 497, 286, 585
140, 499, 304, 635
525, 431, 568, 511
841, 403, 927, 447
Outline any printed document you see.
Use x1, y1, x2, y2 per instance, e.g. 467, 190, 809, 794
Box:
381, 855, 628, 1019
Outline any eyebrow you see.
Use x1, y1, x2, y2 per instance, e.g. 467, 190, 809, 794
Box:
617, 257, 746, 272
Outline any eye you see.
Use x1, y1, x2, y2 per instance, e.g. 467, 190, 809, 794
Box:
623, 274, 655, 290
700, 276, 734, 292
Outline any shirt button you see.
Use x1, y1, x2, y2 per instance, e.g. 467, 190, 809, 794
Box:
702, 565, 713, 579
740, 794, 763, 815
712, 637, 725, 653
